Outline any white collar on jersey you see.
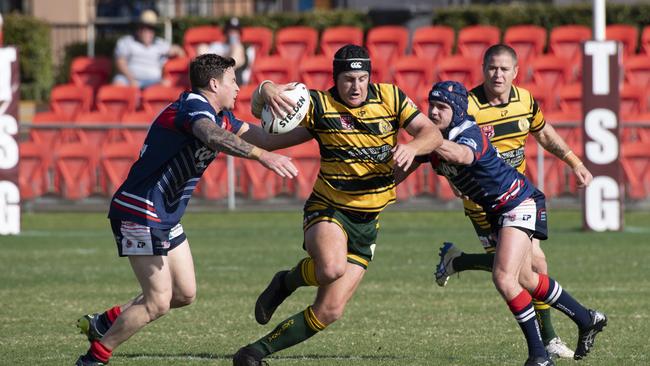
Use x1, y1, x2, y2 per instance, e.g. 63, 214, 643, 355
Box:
447, 119, 476, 141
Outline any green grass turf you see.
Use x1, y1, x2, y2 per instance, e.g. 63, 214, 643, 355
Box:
1, 209, 649, 365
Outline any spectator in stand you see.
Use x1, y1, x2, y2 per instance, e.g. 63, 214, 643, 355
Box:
197, 17, 254, 85
113, 9, 184, 88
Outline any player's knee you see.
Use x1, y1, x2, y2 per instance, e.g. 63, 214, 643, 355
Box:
492, 268, 515, 292
518, 269, 538, 291
531, 255, 548, 274
171, 290, 196, 308
314, 303, 345, 325
316, 262, 346, 285
145, 294, 172, 320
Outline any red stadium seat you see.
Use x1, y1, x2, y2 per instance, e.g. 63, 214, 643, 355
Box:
142, 85, 183, 114
299, 56, 333, 90
196, 154, 230, 200
242, 26, 273, 57
457, 25, 500, 61
251, 56, 296, 85
19, 141, 52, 200
370, 59, 391, 83
74, 111, 130, 148
281, 139, 320, 199
96, 85, 139, 120
50, 84, 93, 120
530, 55, 572, 90
99, 142, 141, 196
622, 116, 650, 144
54, 143, 98, 200
121, 111, 155, 146
606, 24, 638, 58
70, 56, 112, 94
557, 83, 582, 120
621, 142, 650, 199
549, 25, 591, 65
411, 26, 454, 64
183, 25, 223, 59
641, 25, 650, 56
624, 55, 650, 92
620, 83, 647, 121
320, 26, 364, 59
366, 26, 409, 66
233, 84, 258, 123
31, 112, 72, 149
504, 25, 547, 64
524, 139, 565, 198
274, 26, 318, 63
517, 83, 556, 114
237, 158, 282, 200
392, 56, 434, 105
437, 55, 480, 88
162, 57, 191, 89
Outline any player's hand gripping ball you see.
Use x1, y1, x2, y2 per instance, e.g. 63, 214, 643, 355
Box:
261, 82, 310, 134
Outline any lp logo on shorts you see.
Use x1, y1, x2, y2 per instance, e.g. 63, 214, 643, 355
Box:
350, 61, 362, 69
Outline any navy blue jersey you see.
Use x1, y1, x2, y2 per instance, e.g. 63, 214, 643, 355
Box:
426, 119, 535, 215
108, 91, 243, 228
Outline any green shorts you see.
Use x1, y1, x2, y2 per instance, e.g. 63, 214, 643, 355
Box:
303, 198, 379, 269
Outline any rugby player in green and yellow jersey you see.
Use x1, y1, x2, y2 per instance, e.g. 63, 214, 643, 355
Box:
232, 44, 443, 365
434, 44, 593, 359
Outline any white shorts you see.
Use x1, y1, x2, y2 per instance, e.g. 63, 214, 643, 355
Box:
111, 219, 186, 256
493, 189, 548, 240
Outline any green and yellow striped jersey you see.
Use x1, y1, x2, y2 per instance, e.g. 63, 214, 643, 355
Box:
301, 83, 420, 212
467, 84, 545, 174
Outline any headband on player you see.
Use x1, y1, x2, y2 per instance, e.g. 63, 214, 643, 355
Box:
333, 44, 371, 81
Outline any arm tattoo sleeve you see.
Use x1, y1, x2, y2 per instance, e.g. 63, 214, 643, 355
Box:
192, 118, 256, 158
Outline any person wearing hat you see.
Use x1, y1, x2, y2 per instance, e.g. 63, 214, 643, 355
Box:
231, 44, 443, 365
395, 80, 607, 366
113, 9, 184, 88
197, 17, 253, 85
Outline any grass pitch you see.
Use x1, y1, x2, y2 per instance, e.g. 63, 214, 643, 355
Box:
1, 209, 649, 365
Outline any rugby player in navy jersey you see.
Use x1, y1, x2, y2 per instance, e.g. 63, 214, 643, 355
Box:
74, 54, 298, 366
436, 45, 592, 358
396, 81, 606, 366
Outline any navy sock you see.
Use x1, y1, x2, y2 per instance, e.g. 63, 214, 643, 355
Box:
532, 274, 591, 329
508, 290, 546, 359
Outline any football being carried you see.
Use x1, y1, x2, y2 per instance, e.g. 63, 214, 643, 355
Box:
258, 82, 310, 134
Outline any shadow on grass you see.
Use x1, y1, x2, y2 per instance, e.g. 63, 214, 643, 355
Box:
119, 353, 408, 361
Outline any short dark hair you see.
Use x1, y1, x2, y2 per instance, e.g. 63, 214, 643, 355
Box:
482, 44, 518, 67
189, 54, 236, 89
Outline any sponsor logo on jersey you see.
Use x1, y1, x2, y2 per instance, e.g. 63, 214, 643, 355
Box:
518, 118, 530, 132
378, 120, 392, 134
340, 114, 355, 130
481, 125, 495, 139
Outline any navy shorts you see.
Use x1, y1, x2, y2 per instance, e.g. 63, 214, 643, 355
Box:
110, 219, 187, 256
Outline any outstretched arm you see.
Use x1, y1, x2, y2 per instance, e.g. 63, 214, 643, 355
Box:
435, 140, 474, 165
192, 118, 298, 178
532, 123, 593, 187
237, 123, 313, 151
393, 113, 443, 171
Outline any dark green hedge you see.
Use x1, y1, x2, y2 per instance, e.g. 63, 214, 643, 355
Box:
433, 2, 650, 51
3, 14, 53, 102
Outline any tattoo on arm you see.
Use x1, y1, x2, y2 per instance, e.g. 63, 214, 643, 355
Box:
535, 127, 570, 158
192, 118, 256, 158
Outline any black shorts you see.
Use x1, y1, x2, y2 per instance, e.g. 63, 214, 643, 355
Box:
110, 219, 187, 256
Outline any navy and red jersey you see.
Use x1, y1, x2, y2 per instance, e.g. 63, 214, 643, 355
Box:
424, 119, 535, 215
108, 91, 244, 229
